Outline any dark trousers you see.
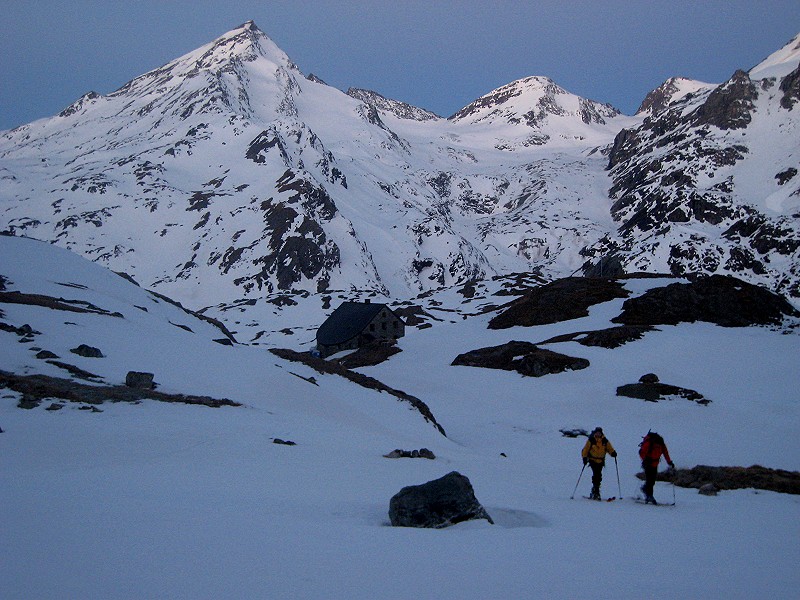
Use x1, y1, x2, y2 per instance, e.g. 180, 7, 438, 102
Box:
589, 461, 604, 492
642, 464, 658, 497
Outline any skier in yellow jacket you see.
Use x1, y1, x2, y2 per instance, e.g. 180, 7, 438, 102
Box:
581, 427, 617, 500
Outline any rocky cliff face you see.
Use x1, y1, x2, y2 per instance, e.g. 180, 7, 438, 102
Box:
586, 34, 800, 300
346, 88, 441, 121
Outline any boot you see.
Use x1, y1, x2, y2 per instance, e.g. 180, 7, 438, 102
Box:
645, 495, 658, 505
590, 487, 601, 501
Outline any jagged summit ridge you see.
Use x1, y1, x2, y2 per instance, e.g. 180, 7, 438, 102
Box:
347, 87, 441, 121
636, 77, 714, 116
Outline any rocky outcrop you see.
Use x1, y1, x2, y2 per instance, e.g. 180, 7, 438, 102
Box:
452, 341, 589, 377
70, 344, 104, 358
389, 471, 493, 528
333, 340, 401, 368
612, 275, 799, 327
616, 373, 709, 404
347, 87, 440, 121
540, 325, 655, 349
692, 70, 757, 130
0, 370, 240, 409
488, 278, 630, 329
644, 464, 800, 495
383, 448, 436, 459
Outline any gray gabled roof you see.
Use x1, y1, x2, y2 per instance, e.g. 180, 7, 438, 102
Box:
317, 301, 389, 346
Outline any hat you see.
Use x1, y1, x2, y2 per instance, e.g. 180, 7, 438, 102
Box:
592, 427, 603, 434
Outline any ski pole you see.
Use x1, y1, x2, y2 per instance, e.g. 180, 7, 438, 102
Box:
614, 456, 622, 498
570, 463, 587, 499
672, 468, 677, 505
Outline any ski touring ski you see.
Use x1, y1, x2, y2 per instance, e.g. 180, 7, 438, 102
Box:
633, 496, 675, 507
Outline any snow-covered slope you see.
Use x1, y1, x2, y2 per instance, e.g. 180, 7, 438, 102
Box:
2, 234, 798, 599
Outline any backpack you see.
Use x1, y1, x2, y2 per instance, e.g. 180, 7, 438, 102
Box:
639, 431, 664, 463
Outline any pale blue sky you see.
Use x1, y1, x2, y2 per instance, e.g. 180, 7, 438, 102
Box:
1, 0, 799, 130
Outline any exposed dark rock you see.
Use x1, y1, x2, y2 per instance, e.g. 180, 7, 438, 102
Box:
559, 428, 589, 438
384, 448, 436, 459
613, 275, 800, 327
0, 370, 241, 410
334, 339, 401, 368
246, 128, 289, 165
692, 70, 757, 130
269, 347, 446, 436
452, 341, 589, 377
35, 350, 59, 360
488, 278, 629, 329
46, 360, 103, 382
641, 464, 800, 495
389, 471, 493, 528
582, 255, 625, 278
775, 167, 797, 185
0, 291, 122, 317
779, 63, 800, 110
0, 321, 40, 339
125, 371, 155, 389
392, 304, 441, 327
272, 438, 296, 446
617, 377, 709, 404
70, 344, 104, 358
540, 325, 655, 349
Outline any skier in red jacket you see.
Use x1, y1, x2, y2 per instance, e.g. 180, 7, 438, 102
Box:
639, 431, 674, 504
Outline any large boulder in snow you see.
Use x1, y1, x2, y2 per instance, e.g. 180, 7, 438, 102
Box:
389, 471, 493, 528
125, 371, 155, 390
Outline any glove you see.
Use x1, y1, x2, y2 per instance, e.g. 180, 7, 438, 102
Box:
668, 462, 675, 469
583, 457, 588, 466
610, 452, 617, 458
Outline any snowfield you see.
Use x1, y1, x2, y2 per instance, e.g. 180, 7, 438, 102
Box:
1, 235, 799, 599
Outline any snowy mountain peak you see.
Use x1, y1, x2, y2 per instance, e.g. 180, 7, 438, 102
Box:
636, 77, 714, 116
106, 19, 295, 109
449, 75, 621, 131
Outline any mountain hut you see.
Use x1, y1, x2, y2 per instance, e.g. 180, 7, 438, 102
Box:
316, 300, 405, 358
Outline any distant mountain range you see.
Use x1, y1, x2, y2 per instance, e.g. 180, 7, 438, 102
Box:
1, 21, 798, 313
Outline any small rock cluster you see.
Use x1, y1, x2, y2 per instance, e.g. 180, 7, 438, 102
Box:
383, 448, 435, 459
